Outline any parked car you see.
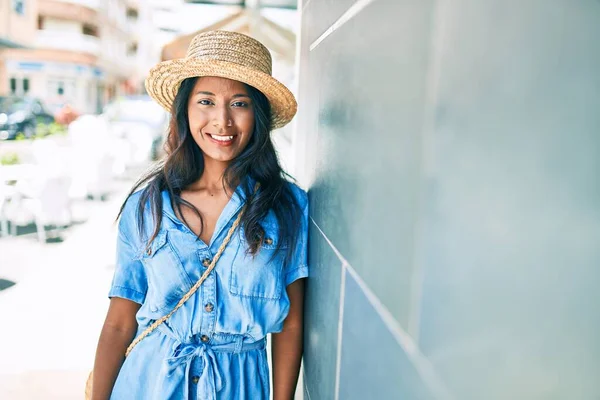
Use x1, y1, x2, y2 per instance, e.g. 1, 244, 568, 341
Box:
0, 96, 55, 140
102, 95, 168, 164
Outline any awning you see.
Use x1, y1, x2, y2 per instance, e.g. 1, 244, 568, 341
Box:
161, 9, 296, 62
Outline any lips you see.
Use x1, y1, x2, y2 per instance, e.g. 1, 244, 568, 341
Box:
206, 133, 236, 146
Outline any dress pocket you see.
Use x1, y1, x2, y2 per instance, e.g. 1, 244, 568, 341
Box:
229, 222, 286, 300
141, 229, 192, 314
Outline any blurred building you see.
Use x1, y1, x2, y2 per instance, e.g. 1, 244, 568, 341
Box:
0, 0, 157, 114
148, 0, 184, 54
0, 1, 31, 48
149, 0, 249, 61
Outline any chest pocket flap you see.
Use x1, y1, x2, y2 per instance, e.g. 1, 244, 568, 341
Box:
141, 230, 192, 314
229, 220, 287, 300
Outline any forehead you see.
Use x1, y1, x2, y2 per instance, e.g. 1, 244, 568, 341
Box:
192, 76, 248, 95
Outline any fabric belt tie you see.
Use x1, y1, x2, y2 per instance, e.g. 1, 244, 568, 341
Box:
166, 342, 224, 400
153, 324, 267, 400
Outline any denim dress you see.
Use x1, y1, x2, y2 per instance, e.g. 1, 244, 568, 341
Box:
108, 180, 308, 400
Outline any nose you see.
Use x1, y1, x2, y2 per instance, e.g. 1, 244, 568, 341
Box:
212, 105, 232, 133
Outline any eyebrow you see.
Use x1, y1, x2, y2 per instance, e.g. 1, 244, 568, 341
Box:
195, 91, 250, 99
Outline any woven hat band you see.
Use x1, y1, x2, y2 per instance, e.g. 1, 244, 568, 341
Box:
186, 33, 272, 75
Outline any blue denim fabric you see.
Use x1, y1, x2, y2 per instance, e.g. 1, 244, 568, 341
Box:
108, 181, 309, 399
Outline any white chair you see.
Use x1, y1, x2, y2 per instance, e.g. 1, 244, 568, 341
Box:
0, 166, 27, 237
0, 183, 10, 237
4, 140, 73, 242
11, 175, 73, 242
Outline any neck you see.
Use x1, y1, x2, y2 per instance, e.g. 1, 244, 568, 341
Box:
191, 157, 232, 192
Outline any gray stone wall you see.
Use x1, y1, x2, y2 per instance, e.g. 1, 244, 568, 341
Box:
295, 1, 600, 399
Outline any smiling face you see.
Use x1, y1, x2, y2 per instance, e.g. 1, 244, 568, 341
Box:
187, 76, 255, 164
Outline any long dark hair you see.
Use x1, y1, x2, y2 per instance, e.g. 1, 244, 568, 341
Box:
118, 77, 302, 261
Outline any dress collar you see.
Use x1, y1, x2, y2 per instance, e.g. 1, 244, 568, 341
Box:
160, 176, 256, 246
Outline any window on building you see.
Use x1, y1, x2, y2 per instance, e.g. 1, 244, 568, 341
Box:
126, 8, 139, 21
82, 24, 99, 37
23, 78, 29, 94
9, 78, 17, 94
13, 0, 25, 15
127, 43, 138, 57
38, 16, 44, 30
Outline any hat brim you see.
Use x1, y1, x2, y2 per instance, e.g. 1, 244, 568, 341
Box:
145, 59, 297, 130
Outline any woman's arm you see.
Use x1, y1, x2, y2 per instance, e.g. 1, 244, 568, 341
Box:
91, 297, 140, 400
271, 279, 306, 400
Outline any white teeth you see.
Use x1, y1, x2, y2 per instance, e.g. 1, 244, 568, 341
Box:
211, 135, 234, 141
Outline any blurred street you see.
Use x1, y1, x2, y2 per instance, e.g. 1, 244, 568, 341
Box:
0, 168, 142, 399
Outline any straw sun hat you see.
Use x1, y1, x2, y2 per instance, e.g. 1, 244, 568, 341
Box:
145, 30, 297, 130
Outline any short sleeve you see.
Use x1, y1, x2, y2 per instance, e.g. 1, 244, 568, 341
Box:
284, 190, 309, 286
108, 196, 148, 305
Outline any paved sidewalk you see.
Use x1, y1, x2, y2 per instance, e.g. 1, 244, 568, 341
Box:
0, 176, 134, 399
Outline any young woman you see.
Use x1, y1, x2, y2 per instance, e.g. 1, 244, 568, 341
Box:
90, 30, 308, 400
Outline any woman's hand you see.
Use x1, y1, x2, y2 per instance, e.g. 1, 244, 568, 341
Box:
271, 279, 306, 400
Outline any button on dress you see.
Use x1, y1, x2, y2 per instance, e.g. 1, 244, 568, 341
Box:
108, 180, 309, 399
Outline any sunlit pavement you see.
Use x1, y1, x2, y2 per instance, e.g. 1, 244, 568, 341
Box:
0, 171, 140, 399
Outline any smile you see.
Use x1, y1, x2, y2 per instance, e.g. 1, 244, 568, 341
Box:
206, 133, 236, 146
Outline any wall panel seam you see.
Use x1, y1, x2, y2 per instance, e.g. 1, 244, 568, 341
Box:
309, 0, 379, 51
310, 219, 452, 397
345, 265, 454, 400
304, 381, 312, 400
301, 0, 313, 12
310, 218, 350, 265
334, 264, 347, 400
310, 219, 348, 400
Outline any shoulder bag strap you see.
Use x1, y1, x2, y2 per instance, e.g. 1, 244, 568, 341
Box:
125, 184, 255, 356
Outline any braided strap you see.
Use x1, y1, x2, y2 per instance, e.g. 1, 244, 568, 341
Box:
85, 185, 257, 399
125, 196, 247, 356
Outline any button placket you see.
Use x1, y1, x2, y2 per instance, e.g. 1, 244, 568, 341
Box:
197, 250, 216, 342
